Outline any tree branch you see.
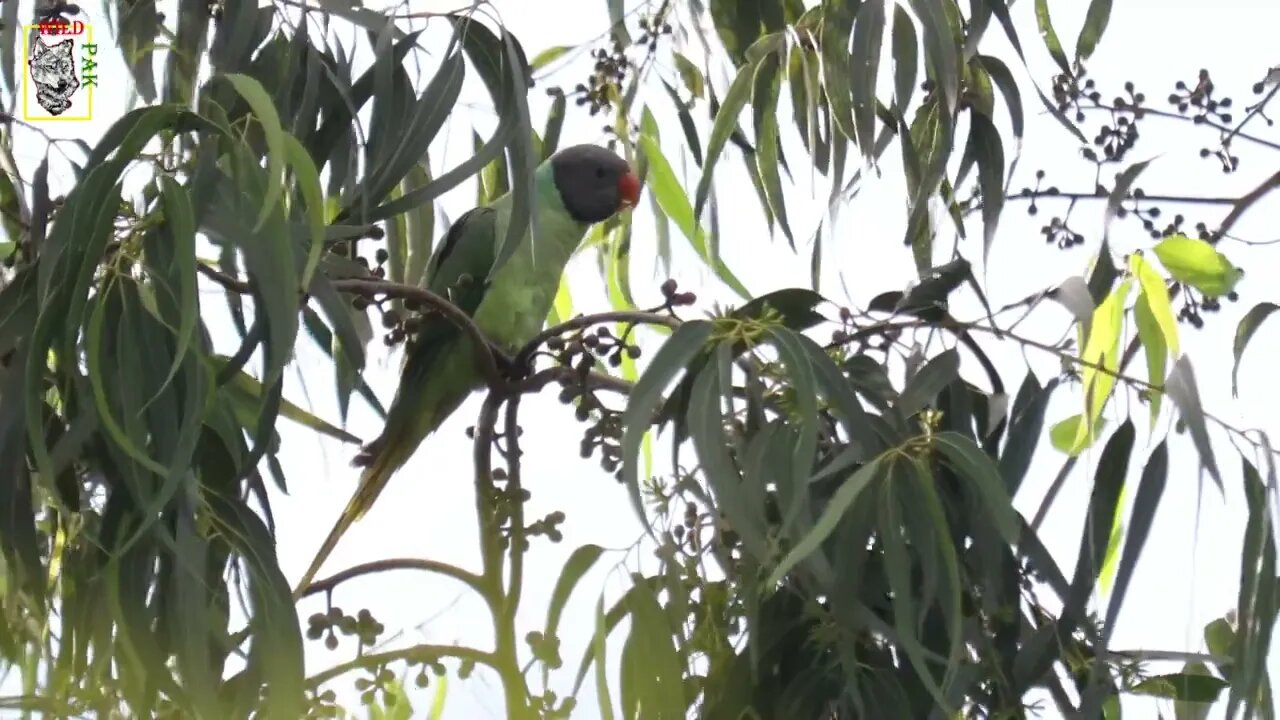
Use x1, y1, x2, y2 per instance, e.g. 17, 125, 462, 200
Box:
196, 266, 671, 397
1216, 168, 1280, 238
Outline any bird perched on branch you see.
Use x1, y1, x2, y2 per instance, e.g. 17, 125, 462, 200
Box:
295, 144, 640, 594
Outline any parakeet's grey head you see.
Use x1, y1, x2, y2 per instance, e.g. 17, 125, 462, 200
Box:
549, 144, 641, 224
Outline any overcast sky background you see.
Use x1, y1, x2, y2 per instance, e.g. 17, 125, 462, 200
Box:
4, 0, 1280, 717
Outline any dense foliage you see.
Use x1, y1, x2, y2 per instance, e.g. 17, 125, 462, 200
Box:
0, 0, 1277, 717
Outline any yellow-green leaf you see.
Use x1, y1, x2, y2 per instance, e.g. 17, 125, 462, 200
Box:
530, 44, 574, 71
1070, 279, 1130, 453
1152, 233, 1243, 297
1133, 294, 1165, 429
1128, 253, 1179, 357
1050, 414, 1110, 455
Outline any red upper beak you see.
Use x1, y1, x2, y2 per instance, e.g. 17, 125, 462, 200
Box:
618, 170, 641, 209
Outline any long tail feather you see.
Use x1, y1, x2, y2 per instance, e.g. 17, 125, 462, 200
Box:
292, 340, 477, 598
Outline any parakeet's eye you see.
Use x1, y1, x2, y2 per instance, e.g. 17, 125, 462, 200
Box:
595, 167, 606, 178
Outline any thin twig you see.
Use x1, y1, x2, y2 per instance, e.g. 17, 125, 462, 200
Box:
515, 310, 681, 366
1078, 104, 1280, 152
516, 366, 634, 395
306, 643, 495, 688
331, 277, 507, 390
1003, 190, 1243, 207
298, 558, 487, 600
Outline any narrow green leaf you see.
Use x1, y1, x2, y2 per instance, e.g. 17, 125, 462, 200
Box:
621, 321, 714, 533
219, 362, 360, 444
152, 177, 199, 396
891, 4, 919, 111
934, 431, 1020, 545
282, 133, 326, 291
403, 163, 436, 288
545, 544, 605, 645
1232, 301, 1279, 397
637, 134, 751, 299
625, 582, 686, 719
909, 0, 962, 114
751, 50, 792, 245
689, 354, 770, 563
694, 36, 782, 220
592, 596, 617, 720
1050, 414, 1109, 455
1103, 440, 1167, 641
1062, 419, 1134, 628
896, 348, 960, 419
541, 91, 567, 161
219, 73, 288, 230
1033, 0, 1071, 74
849, 0, 886, 155
1103, 159, 1153, 233
766, 328, 818, 503
821, 0, 858, 143
969, 111, 1006, 263
767, 455, 884, 587
1070, 278, 1130, 453
1164, 355, 1223, 492
977, 54, 1025, 140
1074, 0, 1114, 63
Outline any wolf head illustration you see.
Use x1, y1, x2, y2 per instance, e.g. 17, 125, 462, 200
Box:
29, 35, 80, 116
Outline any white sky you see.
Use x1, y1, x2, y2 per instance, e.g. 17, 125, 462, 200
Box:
4, 0, 1280, 718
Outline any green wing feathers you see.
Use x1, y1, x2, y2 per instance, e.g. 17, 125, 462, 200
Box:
293, 206, 501, 595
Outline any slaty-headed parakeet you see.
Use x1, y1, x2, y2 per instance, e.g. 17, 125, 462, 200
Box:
296, 144, 640, 592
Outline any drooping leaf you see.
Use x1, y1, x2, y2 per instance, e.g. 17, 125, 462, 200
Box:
896, 348, 960, 419
767, 454, 885, 587
969, 111, 1006, 262
751, 49, 792, 245
1129, 253, 1180, 355
1232, 301, 1280, 396
218, 73, 288, 231
848, 0, 885, 156
694, 34, 783, 221
891, 4, 919, 112
1103, 440, 1167, 642
621, 321, 714, 532
1164, 355, 1223, 492
544, 544, 605, 652
933, 432, 1021, 547
999, 373, 1058, 497
1033, 0, 1071, 75
637, 134, 751, 299
1074, 0, 1115, 64
1068, 278, 1130, 454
